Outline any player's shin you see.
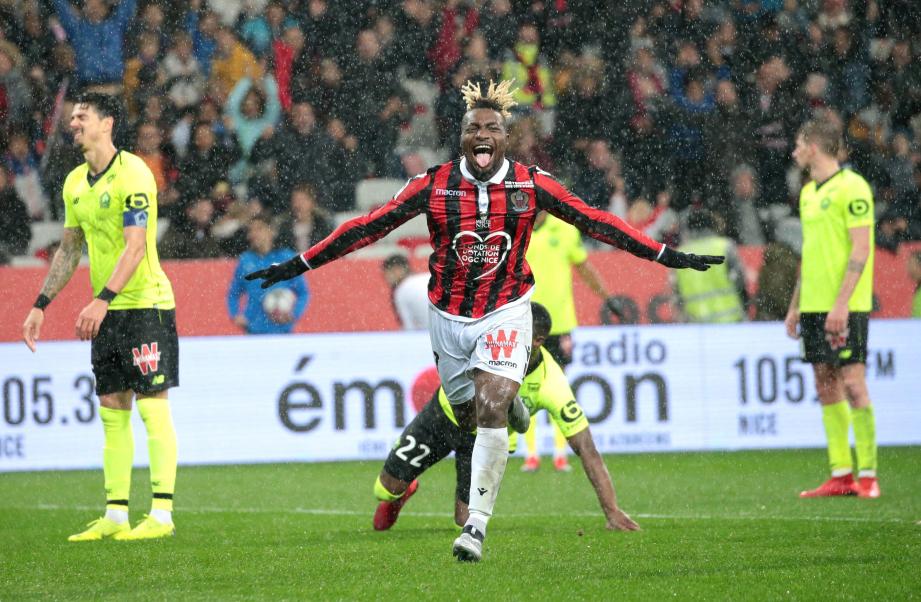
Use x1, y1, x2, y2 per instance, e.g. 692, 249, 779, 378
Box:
466, 426, 509, 535
100, 407, 133, 523
822, 401, 853, 476
137, 398, 177, 524
852, 405, 877, 477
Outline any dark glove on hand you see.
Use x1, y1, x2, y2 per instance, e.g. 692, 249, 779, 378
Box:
657, 246, 725, 271
244, 255, 309, 288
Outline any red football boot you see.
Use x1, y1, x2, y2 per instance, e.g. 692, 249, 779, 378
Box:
373, 479, 419, 531
857, 476, 881, 499
521, 456, 540, 472
799, 474, 859, 498
553, 456, 572, 472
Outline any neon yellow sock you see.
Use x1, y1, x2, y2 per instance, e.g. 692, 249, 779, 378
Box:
523, 415, 539, 458
851, 405, 877, 477
552, 422, 567, 458
100, 407, 133, 510
374, 476, 402, 502
137, 398, 177, 512
822, 401, 852, 476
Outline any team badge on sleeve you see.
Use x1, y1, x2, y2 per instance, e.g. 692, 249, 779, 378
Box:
848, 199, 870, 217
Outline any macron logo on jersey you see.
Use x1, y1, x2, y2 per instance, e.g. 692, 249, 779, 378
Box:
436, 188, 467, 197
484, 330, 518, 360
132, 342, 161, 375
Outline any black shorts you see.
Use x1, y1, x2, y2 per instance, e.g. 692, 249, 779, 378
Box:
91, 308, 179, 396
800, 312, 869, 365
543, 333, 573, 367
383, 394, 475, 504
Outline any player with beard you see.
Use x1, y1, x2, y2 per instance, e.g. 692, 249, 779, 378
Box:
246, 80, 723, 562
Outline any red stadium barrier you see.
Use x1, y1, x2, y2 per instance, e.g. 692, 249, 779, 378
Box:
1, 243, 918, 342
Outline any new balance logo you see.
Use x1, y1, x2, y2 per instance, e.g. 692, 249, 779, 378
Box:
132, 342, 161, 375
477, 487, 487, 496
484, 330, 518, 361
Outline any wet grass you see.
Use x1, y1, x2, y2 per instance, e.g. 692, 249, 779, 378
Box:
2, 448, 919, 600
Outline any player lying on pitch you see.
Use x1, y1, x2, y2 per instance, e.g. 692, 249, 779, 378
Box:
372, 303, 639, 532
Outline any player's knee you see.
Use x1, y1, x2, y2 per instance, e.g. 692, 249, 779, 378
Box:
842, 373, 868, 402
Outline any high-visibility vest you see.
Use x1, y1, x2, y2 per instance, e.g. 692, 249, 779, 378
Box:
675, 236, 744, 323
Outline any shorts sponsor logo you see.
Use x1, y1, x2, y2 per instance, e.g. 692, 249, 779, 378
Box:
436, 188, 467, 198
487, 359, 518, 368
452, 231, 511, 279
132, 342, 161, 375
484, 329, 519, 361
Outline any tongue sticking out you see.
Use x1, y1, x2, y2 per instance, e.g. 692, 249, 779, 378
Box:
475, 152, 492, 169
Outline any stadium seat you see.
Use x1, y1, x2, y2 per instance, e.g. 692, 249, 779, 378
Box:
355, 178, 406, 212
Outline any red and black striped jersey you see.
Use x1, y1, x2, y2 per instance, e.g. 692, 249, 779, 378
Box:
301, 158, 665, 320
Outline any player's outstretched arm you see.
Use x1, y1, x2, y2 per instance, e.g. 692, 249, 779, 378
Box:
246, 174, 430, 288
567, 429, 640, 532
533, 170, 723, 271
245, 254, 310, 289
23, 226, 85, 352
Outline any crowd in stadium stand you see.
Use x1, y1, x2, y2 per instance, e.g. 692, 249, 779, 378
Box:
0, 0, 920, 266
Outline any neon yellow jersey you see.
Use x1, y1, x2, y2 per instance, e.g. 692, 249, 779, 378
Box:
526, 215, 588, 334
438, 347, 589, 443
798, 168, 874, 313
63, 150, 174, 310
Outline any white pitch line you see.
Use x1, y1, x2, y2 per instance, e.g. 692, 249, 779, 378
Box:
20, 503, 913, 524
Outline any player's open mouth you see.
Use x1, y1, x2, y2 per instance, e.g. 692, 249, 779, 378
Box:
473, 145, 493, 169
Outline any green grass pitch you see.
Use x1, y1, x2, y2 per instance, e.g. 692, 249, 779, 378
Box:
2, 448, 919, 600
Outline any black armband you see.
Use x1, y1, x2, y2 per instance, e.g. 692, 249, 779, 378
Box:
34, 294, 52, 310
97, 287, 118, 302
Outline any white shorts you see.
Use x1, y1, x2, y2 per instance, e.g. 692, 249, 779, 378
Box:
428, 300, 533, 405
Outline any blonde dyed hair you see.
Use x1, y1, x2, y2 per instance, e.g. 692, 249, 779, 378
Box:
461, 79, 518, 119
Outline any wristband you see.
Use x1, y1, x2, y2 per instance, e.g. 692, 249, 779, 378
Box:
34, 294, 52, 310
97, 287, 118, 302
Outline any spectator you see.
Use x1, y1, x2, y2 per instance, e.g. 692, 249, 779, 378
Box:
224, 75, 281, 182
754, 241, 800, 321
209, 26, 262, 101
323, 117, 362, 212
478, 0, 516, 63
705, 80, 751, 194
275, 184, 334, 252
0, 40, 32, 130
393, 0, 437, 80
239, 1, 297, 58
53, 0, 136, 90
746, 55, 802, 206
227, 213, 308, 335
158, 196, 224, 260
571, 140, 616, 210
665, 70, 715, 210
0, 166, 30, 259
176, 120, 238, 203
4, 130, 46, 219
501, 22, 557, 130
185, 5, 218, 76
723, 164, 768, 245
507, 116, 553, 170
272, 25, 306, 112
251, 101, 330, 203
381, 253, 429, 330
162, 32, 206, 112
126, 2, 167, 59
20, 6, 56, 70
133, 122, 179, 218
123, 32, 165, 117
671, 208, 748, 323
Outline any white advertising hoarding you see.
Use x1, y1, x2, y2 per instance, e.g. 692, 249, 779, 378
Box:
1, 321, 918, 472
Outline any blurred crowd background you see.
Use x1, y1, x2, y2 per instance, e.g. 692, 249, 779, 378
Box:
0, 0, 920, 273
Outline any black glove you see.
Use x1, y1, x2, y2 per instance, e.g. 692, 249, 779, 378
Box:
657, 247, 725, 271
244, 256, 309, 289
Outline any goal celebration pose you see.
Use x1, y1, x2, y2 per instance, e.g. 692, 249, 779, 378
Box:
246, 80, 722, 561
